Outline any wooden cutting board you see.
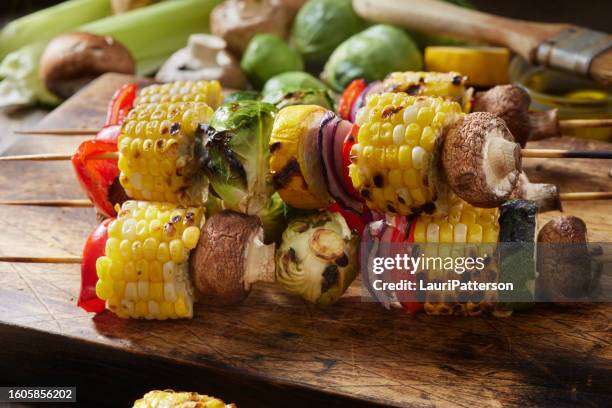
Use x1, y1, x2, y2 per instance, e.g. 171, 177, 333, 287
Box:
0, 73, 610, 407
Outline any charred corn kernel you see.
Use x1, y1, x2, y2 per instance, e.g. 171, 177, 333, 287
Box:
382, 71, 470, 112
351, 93, 462, 214
135, 80, 223, 109
95, 201, 204, 320
132, 390, 231, 408
118, 102, 213, 206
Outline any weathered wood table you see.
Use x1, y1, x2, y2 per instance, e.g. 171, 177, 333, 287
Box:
0, 74, 610, 407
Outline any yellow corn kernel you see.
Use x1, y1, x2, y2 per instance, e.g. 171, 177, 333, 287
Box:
182, 226, 200, 250
96, 257, 112, 280
454, 223, 468, 243
420, 126, 437, 152
467, 224, 483, 243
388, 169, 403, 188
403, 169, 419, 189
404, 123, 421, 145
413, 219, 427, 242
398, 145, 412, 169
169, 239, 185, 263
439, 223, 454, 243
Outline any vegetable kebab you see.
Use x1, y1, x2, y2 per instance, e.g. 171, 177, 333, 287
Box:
79, 200, 358, 319
338, 71, 612, 146
362, 198, 605, 316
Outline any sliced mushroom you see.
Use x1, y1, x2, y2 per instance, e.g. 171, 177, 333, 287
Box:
537, 216, 595, 303
442, 112, 521, 208
190, 210, 275, 305
40, 32, 135, 99
156, 34, 247, 89
210, 0, 293, 56
473, 85, 560, 147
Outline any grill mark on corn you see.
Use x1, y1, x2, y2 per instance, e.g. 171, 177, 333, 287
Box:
272, 159, 300, 189
381, 105, 403, 119
170, 122, 181, 135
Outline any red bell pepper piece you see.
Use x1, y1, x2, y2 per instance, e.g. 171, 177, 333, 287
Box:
104, 83, 137, 127
78, 218, 112, 313
338, 79, 366, 121
72, 137, 119, 217
328, 203, 372, 236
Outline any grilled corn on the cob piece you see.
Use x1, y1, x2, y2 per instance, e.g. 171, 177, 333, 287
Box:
95, 200, 204, 320
413, 199, 500, 316
133, 390, 235, 408
135, 80, 224, 110
381, 71, 472, 112
350, 93, 463, 215
118, 101, 213, 204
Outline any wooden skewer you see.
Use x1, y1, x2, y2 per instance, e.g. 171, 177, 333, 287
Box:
521, 149, 612, 159
0, 255, 82, 264
0, 152, 117, 161
559, 118, 612, 130
0, 199, 93, 207
1, 149, 610, 162
559, 192, 612, 201
14, 128, 99, 136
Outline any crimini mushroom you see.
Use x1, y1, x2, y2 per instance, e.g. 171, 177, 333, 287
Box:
537, 216, 596, 303
210, 0, 294, 56
39, 32, 135, 99
442, 112, 522, 208
472, 84, 560, 147
156, 34, 247, 89
189, 210, 275, 305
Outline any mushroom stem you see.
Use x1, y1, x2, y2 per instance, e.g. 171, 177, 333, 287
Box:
243, 232, 276, 289
487, 137, 521, 178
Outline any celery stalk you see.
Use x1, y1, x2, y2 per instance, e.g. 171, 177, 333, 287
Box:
0, 0, 221, 108
0, 0, 113, 60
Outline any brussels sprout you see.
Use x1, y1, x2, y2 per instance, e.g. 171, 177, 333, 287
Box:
240, 34, 304, 89
202, 100, 278, 215
259, 192, 291, 244
262, 71, 329, 96
322, 25, 423, 92
225, 90, 260, 103
276, 211, 359, 305
263, 88, 335, 110
290, 0, 365, 66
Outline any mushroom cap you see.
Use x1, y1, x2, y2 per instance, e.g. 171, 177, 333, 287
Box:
537, 216, 593, 301
473, 84, 531, 147
40, 32, 135, 99
442, 112, 521, 208
210, 0, 292, 56
190, 210, 262, 305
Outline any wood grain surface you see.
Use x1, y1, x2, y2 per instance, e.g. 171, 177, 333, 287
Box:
0, 74, 610, 407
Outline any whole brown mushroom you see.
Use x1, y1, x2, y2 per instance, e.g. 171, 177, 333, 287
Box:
537, 216, 597, 303
473, 84, 560, 147
189, 210, 276, 305
442, 112, 521, 208
210, 0, 294, 56
40, 32, 135, 99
